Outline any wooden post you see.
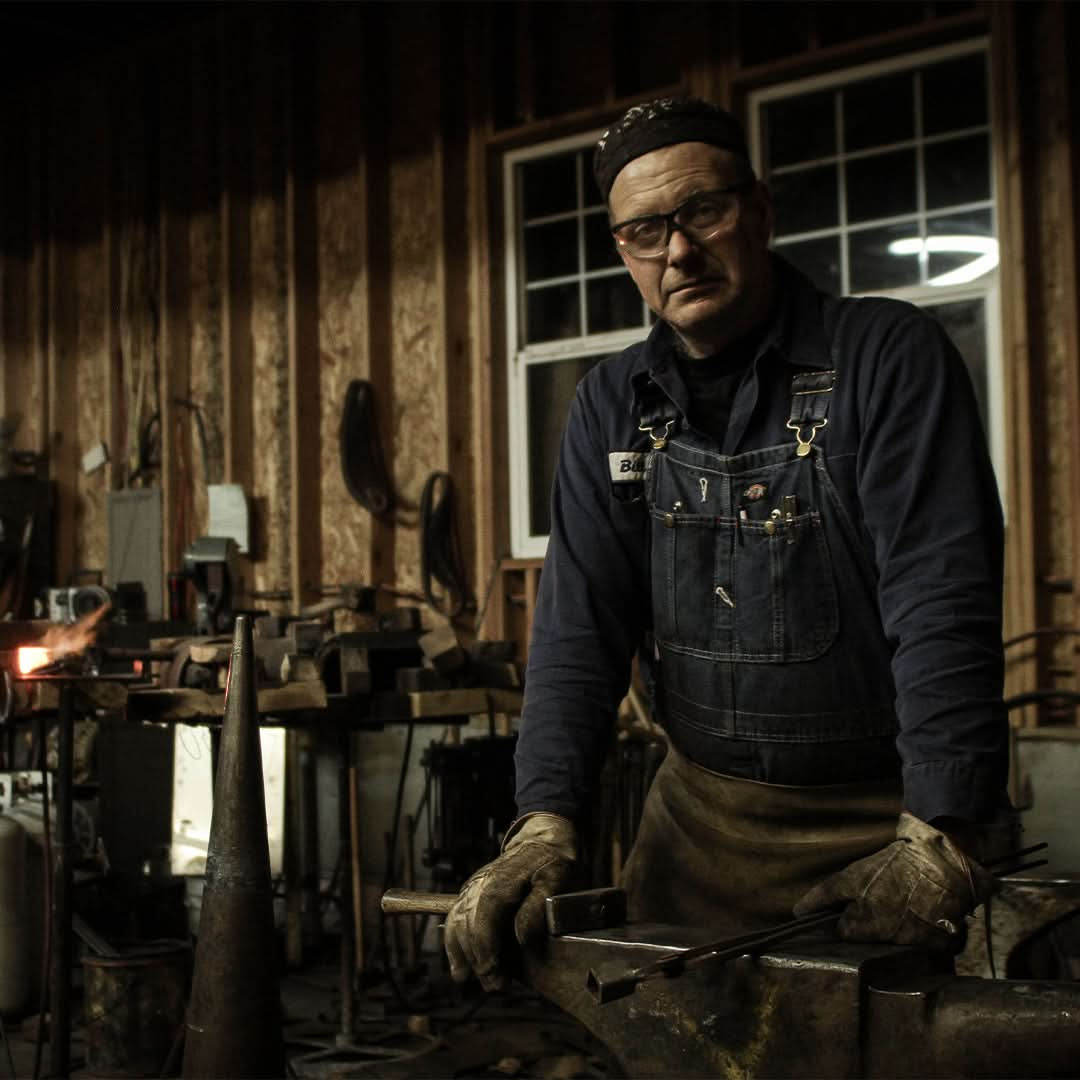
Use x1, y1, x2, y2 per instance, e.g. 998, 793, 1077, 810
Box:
46, 87, 79, 587
219, 16, 255, 593
286, 11, 322, 612
1055, 0, 1080, 707
160, 44, 194, 605
991, 4, 1041, 723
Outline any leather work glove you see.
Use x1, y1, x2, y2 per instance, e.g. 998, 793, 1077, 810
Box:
443, 812, 577, 991
792, 812, 1000, 953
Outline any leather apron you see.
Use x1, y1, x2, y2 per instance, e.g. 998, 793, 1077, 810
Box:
621, 749, 901, 932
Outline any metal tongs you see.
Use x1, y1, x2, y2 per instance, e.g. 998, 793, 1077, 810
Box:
984, 840, 1048, 878
586, 908, 841, 1004
587, 840, 1050, 1005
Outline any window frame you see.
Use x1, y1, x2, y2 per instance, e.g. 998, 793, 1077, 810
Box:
746, 36, 1005, 497
503, 128, 649, 559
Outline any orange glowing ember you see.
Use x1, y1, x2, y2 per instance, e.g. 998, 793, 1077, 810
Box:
18, 647, 51, 674
17, 604, 111, 674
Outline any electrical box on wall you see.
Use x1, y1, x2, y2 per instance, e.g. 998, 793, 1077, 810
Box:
207, 484, 250, 554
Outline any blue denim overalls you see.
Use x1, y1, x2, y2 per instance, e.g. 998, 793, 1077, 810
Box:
620, 358, 905, 930
639, 362, 901, 784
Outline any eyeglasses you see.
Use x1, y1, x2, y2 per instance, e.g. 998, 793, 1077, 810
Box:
610, 182, 755, 259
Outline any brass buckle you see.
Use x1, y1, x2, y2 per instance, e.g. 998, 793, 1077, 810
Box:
786, 417, 828, 458
638, 417, 675, 450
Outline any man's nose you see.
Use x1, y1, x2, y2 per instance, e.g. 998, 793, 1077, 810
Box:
665, 226, 701, 264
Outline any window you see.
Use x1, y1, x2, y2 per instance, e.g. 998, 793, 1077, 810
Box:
748, 39, 1005, 482
504, 132, 650, 557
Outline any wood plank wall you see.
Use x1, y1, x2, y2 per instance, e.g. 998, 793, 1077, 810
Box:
0, 1, 1077, 715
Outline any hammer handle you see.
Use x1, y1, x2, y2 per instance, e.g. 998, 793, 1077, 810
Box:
381, 888, 456, 916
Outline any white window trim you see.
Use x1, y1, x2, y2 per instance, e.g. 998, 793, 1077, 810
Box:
504, 129, 648, 559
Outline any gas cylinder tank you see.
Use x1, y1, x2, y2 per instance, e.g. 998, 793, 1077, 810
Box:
0, 815, 28, 1014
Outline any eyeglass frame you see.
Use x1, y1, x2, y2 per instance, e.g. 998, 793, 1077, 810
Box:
609, 180, 758, 259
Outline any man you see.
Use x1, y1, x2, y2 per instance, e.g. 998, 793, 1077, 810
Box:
445, 98, 1012, 992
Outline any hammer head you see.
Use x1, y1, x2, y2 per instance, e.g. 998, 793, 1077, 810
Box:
545, 887, 627, 936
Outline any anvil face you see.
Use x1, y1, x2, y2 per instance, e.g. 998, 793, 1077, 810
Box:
523, 921, 1080, 1079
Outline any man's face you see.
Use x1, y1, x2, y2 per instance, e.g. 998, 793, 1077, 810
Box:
608, 142, 774, 356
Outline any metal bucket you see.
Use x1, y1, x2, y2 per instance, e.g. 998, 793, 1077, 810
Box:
82, 940, 191, 1078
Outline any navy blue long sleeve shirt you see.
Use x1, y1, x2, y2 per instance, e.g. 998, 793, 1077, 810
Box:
515, 258, 1008, 825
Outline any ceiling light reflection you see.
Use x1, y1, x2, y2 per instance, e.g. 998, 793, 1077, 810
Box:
887, 235, 999, 286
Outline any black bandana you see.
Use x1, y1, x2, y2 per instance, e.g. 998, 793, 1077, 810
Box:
593, 97, 752, 200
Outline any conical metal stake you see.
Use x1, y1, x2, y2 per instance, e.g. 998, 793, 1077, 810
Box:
182, 616, 285, 1078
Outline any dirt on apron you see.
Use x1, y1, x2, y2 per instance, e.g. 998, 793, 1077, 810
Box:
620, 747, 902, 935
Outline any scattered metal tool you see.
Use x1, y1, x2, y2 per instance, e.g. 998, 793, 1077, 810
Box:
985, 840, 1049, 878
586, 909, 840, 1004
545, 886, 626, 936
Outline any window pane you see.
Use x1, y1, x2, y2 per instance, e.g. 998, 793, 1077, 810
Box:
844, 72, 914, 152
924, 298, 989, 433
587, 275, 643, 334
771, 165, 839, 236
528, 357, 600, 534
585, 211, 621, 270
521, 152, 577, 218
764, 90, 836, 168
524, 219, 579, 281
776, 236, 841, 295
922, 53, 987, 136
849, 221, 921, 293
925, 134, 990, 210
526, 283, 581, 343
845, 149, 917, 223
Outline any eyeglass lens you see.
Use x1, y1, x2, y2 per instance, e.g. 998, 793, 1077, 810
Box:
615, 190, 740, 256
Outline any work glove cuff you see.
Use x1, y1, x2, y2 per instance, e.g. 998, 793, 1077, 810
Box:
501, 812, 577, 861
896, 811, 999, 906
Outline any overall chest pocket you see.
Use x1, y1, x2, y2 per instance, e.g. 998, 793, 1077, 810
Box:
650, 498, 840, 663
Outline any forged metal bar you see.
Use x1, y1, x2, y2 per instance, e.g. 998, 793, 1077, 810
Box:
984, 841, 1048, 867
586, 909, 841, 1004
545, 887, 626, 936
992, 859, 1049, 877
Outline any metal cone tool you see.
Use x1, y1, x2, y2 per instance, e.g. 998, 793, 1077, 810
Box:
182, 616, 285, 1078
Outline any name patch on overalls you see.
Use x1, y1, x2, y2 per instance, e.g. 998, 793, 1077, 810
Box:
609, 451, 647, 482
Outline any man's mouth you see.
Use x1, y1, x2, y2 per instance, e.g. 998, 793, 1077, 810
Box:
669, 278, 722, 297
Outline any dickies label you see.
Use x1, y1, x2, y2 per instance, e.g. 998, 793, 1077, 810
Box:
609, 451, 647, 482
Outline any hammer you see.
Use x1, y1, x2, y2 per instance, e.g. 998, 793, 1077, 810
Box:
380, 885, 627, 936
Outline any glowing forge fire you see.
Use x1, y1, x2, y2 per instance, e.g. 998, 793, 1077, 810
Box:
17, 647, 51, 675
16, 604, 111, 675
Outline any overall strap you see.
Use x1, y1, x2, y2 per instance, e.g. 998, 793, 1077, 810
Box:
786, 369, 836, 457
785, 298, 853, 457
637, 379, 679, 450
